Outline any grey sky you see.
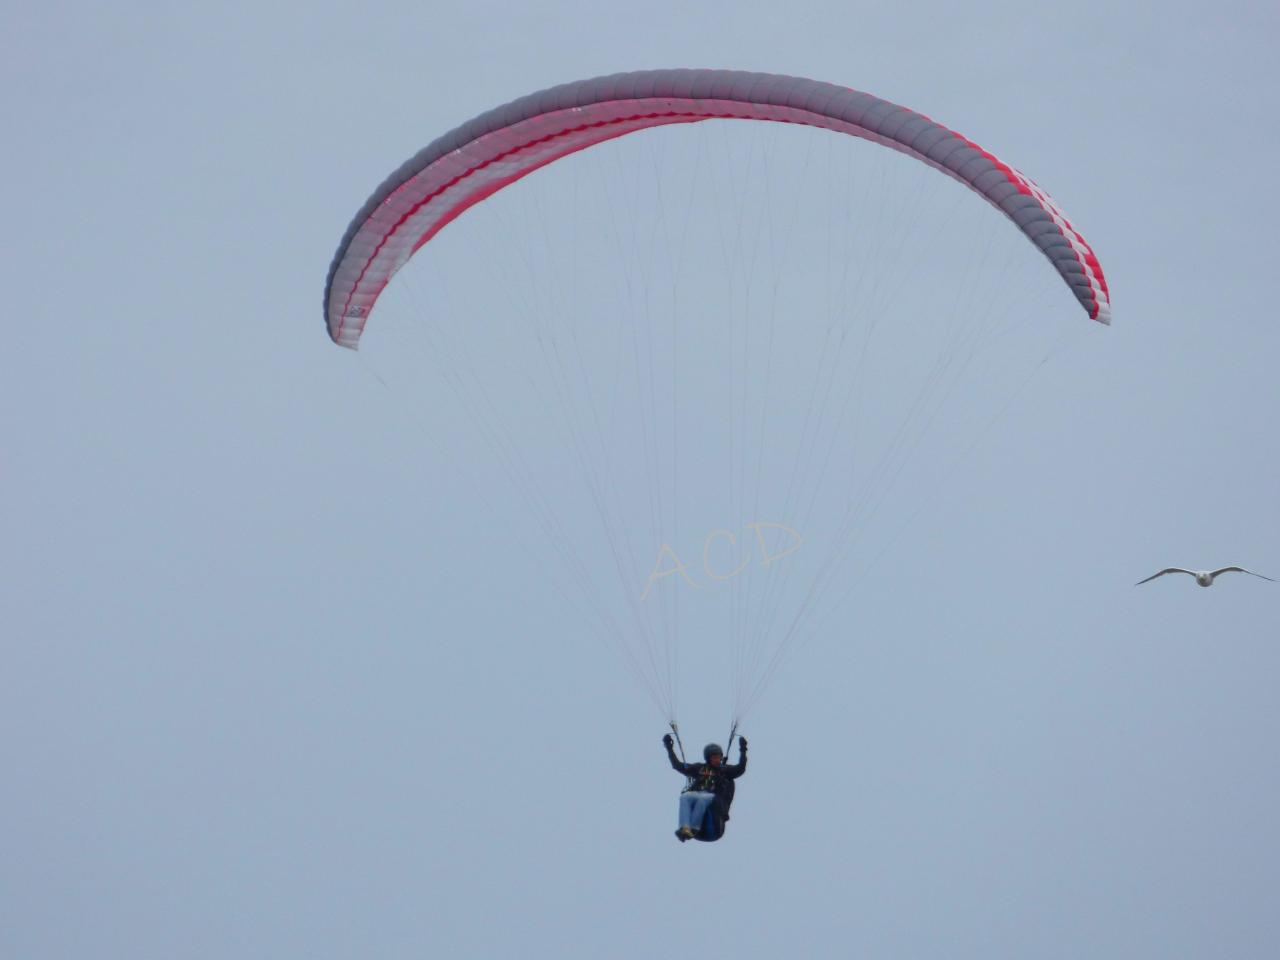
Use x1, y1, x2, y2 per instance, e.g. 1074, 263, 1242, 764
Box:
3, 1, 1279, 957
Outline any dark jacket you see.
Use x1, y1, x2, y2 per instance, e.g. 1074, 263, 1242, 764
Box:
666, 746, 747, 842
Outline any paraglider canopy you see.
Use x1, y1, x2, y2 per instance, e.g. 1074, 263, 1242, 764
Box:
325, 69, 1110, 350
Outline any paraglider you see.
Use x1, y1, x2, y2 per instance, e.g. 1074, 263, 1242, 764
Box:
324, 69, 1110, 843
664, 734, 748, 842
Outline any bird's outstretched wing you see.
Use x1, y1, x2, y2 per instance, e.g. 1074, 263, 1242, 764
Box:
1210, 566, 1276, 582
1135, 568, 1196, 585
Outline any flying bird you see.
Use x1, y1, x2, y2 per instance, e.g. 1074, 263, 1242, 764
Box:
1135, 567, 1276, 587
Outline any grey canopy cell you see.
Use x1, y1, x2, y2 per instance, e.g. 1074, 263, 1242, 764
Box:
324, 68, 1110, 348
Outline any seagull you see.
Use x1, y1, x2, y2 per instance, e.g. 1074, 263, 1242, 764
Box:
1135, 566, 1276, 587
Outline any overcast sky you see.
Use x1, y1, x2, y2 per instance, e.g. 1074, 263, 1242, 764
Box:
4, 2, 1279, 957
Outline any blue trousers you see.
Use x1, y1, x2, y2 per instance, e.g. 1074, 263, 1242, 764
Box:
678, 791, 714, 832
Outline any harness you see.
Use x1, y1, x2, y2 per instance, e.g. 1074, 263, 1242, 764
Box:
670, 720, 740, 791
